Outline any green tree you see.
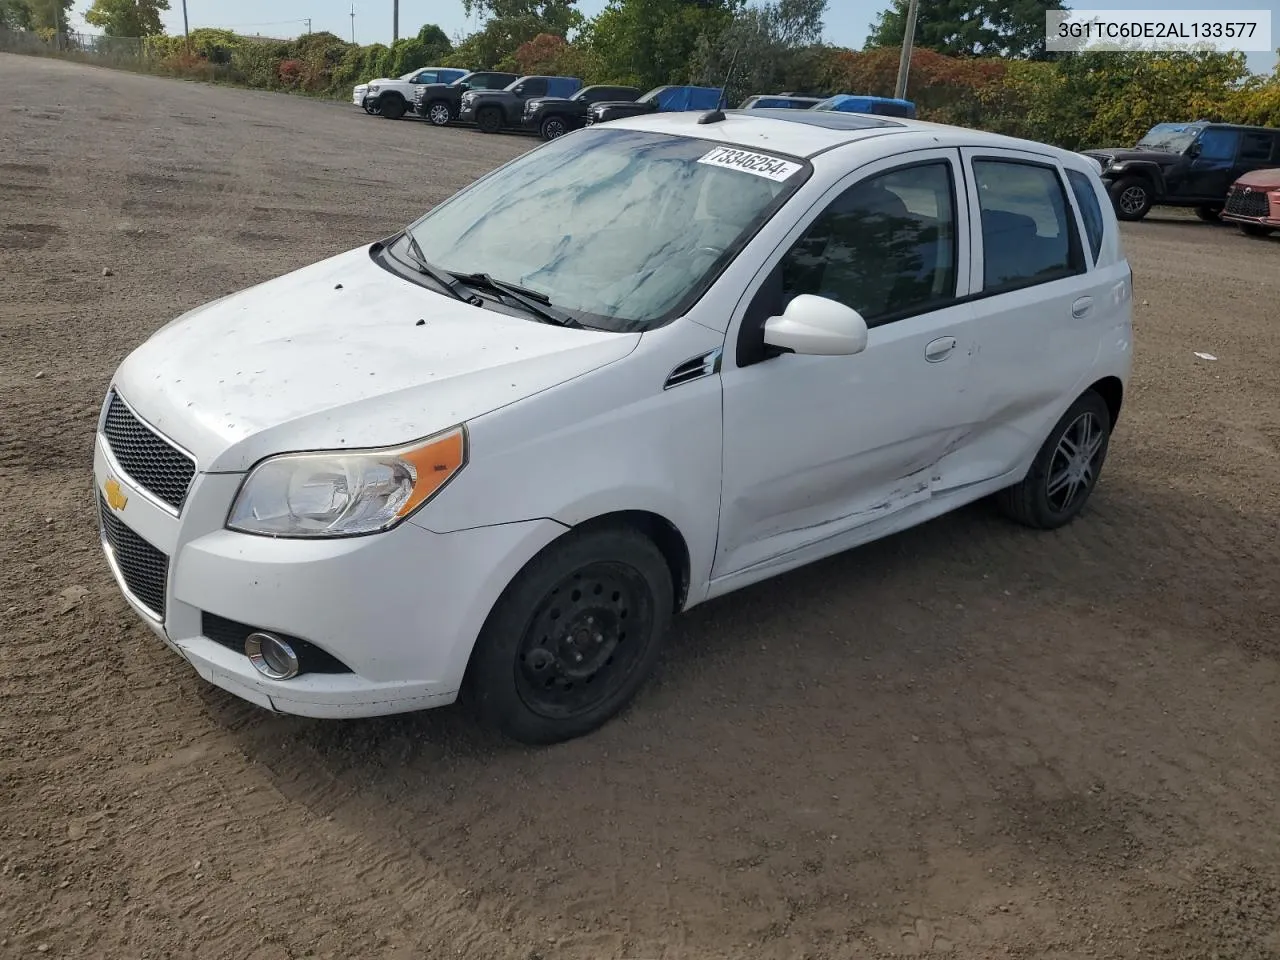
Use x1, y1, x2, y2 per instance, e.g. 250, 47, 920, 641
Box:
867, 0, 1065, 60
461, 0, 582, 37
585, 0, 740, 89
26, 0, 73, 30
691, 0, 828, 103
0, 0, 33, 30
84, 0, 170, 37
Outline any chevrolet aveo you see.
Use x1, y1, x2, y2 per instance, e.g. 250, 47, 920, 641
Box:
95, 109, 1133, 744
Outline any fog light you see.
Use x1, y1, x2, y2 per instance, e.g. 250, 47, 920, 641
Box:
245, 632, 300, 680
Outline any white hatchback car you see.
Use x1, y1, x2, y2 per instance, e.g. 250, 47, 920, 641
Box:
95, 108, 1133, 743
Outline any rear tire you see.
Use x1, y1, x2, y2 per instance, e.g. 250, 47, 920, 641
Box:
1109, 177, 1153, 221
476, 106, 503, 134
995, 390, 1113, 530
1194, 205, 1222, 222
464, 524, 673, 745
1239, 223, 1275, 238
378, 96, 406, 120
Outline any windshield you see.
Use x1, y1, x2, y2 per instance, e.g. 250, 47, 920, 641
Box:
811, 96, 841, 112
636, 86, 666, 105
399, 70, 420, 81
1137, 123, 1203, 153
404, 127, 808, 332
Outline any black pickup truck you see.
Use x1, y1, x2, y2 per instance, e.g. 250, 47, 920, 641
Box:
522, 84, 643, 140
458, 75, 584, 133
412, 70, 519, 126
1084, 121, 1280, 221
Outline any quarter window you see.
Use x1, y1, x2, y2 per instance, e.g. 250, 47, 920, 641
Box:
973, 159, 1083, 292
1066, 169, 1105, 263
777, 161, 958, 324
1240, 132, 1276, 162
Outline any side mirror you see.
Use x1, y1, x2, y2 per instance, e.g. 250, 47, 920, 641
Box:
763, 295, 869, 357
1188, 142, 1202, 157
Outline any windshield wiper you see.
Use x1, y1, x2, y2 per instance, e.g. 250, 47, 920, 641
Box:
451, 272, 581, 327
399, 231, 471, 303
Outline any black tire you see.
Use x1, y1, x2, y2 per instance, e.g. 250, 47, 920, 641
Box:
425, 100, 452, 126
1194, 205, 1222, 222
540, 115, 569, 140
476, 106, 503, 134
464, 524, 674, 745
1109, 177, 1153, 221
1239, 223, 1275, 238
378, 95, 406, 120
995, 390, 1113, 530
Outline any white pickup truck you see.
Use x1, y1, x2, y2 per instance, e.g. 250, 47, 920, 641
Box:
353, 66, 469, 119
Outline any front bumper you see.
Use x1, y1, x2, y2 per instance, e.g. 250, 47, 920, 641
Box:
93, 429, 566, 719
457, 104, 476, 122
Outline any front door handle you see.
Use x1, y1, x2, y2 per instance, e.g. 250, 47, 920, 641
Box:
925, 336, 957, 362
1072, 296, 1094, 318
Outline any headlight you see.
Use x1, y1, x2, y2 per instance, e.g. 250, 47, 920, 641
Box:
369, 84, 380, 93
226, 427, 466, 538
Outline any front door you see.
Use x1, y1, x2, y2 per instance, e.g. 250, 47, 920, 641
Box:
715, 148, 981, 579
1177, 128, 1243, 201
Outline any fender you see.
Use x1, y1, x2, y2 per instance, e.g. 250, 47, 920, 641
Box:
1107, 159, 1168, 198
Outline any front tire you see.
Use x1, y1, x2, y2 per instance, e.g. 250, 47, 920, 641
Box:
995, 390, 1113, 530
426, 101, 451, 126
1239, 223, 1275, 238
378, 96, 406, 120
465, 524, 674, 745
1109, 177, 1153, 221
476, 106, 503, 134
540, 115, 569, 140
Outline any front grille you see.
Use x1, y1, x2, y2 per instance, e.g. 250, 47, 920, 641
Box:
99, 494, 169, 618
201, 613, 354, 675
102, 391, 196, 512
1225, 187, 1271, 219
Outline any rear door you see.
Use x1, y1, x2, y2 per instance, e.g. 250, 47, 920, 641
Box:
952, 147, 1105, 486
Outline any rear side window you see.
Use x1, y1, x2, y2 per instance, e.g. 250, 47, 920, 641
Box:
973, 159, 1084, 293
1065, 169, 1105, 263
1240, 132, 1276, 162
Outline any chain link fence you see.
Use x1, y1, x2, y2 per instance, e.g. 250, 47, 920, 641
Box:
0, 27, 151, 67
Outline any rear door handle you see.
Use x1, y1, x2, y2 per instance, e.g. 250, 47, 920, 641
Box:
925, 336, 957, 362
1072, 296, 1094, 318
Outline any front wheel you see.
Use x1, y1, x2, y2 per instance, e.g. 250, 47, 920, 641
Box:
1239, 223, 1275, 238
476, 106, 503, 134
1109, 177, 1153, 221
426, 101, 451, 126
464, 524, 674, 745
540, 115, 569, 140
378, 96, 406, 120
994, 390, 1113, 530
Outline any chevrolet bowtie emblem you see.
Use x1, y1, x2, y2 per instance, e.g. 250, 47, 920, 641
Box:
104, 477, 128, 512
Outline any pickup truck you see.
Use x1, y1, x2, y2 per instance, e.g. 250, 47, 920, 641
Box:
354, 67, 470, 119
459, 76, 583, 134
521, 84, 642, 140
583, 85, 724, 126
412, 70, 520, 126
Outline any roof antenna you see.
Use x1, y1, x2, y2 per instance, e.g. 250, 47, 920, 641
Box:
699, 30, 743, 124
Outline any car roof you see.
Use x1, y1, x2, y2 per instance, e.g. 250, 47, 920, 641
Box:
602, 109, 1087, 164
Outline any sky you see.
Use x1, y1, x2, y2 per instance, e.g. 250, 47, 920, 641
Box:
66, 0, 1279, 74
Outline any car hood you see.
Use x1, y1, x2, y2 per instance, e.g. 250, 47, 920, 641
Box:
1085, 147, 1181, 166
111, 245, 640, 473
1234, 167, 1280, 189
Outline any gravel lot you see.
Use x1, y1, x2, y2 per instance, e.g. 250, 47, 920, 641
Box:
2, 55, 1279, 960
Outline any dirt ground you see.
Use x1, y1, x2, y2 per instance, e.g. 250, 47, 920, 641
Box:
2, 54, 1279, 960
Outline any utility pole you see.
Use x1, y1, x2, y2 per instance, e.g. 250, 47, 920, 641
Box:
304, 17, 312, 34
392, 0, 399, 42
350, 4, 356, 43
181, 0, 189, 38
894, 0, 920, 101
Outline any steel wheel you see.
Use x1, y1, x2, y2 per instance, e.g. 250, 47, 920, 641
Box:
1045, 410, 1105, 514
514, 562, 654, 721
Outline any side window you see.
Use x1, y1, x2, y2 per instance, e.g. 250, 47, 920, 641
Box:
778, 161, 959, 325
472, 75, 497, 89
1196, 129, 1240, 161
1065, 169, 1105, 264
1240, 132, 1274, 162
972, 159, 1083, 293
521, 79, 549, 97
414, 72, 437, 84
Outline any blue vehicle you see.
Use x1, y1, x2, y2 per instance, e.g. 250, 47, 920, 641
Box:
585, 85, 725, 125
812, 94, 917, 120
738, 93, 824, 110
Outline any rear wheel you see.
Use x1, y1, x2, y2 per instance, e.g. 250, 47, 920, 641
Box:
995, 390, 1113, 530
464, 524, 673, 745
476, 106, 503, 134
1109, 177, 1153, 221
426, 101, 451, 126
378, 95, 406, 120
1195, 205, 1223, 222
1239, 223, 1275, 238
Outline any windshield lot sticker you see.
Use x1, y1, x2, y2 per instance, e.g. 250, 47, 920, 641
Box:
697, 147, 802, 181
